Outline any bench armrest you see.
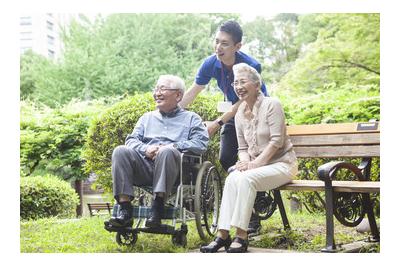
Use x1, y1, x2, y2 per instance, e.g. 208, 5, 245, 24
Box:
317, 161, 364, 182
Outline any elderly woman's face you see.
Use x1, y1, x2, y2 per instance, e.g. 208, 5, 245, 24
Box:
233, 72, 259, 101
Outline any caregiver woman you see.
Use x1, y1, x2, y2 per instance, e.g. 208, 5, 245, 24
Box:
200, 63, 298, 253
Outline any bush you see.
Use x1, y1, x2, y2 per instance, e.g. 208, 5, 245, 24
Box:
20, 175, 80, 220
83, 92, 222, 192
20, 99, 114, 181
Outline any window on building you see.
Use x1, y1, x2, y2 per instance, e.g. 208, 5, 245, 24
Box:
20, 32, 32, 41
20, 16, 32, 26
47, 21, 54, 31
47, 35, 55, 46
48, 49, 55, 59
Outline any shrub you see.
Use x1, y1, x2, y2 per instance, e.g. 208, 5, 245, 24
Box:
83, 92, 222, 192
20, 99, 114, 181
20, 175, 80, 220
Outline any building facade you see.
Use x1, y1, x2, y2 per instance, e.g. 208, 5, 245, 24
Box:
19, 13, 76, 59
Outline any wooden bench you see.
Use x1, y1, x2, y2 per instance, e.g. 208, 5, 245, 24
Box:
87, 202, 112, 216
268, 121, 380, 252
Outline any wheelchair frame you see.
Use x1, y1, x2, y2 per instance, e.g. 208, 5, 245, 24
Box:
104, 153, 222, 247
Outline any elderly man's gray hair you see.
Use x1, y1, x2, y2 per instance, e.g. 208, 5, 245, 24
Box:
157, 75, 186, 95
232, 63, 262, 86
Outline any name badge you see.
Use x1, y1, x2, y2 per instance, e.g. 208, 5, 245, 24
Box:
217, 101, 232, 113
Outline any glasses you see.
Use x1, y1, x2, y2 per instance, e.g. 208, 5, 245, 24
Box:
152, 85, 178, 94
231, 80, 250, 87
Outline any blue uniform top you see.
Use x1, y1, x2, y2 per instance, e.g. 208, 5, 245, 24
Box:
195, 51, 268, 104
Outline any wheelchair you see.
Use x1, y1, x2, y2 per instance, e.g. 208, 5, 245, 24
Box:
104, 153, 222, 247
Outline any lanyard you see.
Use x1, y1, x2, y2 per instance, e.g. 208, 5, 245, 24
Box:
220, 66, 231, 101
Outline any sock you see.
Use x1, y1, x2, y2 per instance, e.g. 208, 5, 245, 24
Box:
119, 201, 132, 210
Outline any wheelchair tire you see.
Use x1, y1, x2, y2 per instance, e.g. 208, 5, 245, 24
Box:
194, 161, 222, 240
116, 231, 138, 247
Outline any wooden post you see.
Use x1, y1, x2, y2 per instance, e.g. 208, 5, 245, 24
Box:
75, 179, 83, 217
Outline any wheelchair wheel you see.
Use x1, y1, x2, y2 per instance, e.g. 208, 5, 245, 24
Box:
116, 231, 138, 247
194, 161, 222, 240
171, 231, 187, 247
253, 190, 277, 220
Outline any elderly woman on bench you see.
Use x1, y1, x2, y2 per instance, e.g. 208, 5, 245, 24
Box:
200, 63, 298, 253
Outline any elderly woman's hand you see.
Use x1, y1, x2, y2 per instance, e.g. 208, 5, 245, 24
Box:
235, 160, 249, 171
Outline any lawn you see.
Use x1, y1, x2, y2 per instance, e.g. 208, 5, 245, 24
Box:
20, 210, 379, 253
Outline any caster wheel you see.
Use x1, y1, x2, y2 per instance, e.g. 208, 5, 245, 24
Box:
171, 232, 187, 247
116, 231, 137, 247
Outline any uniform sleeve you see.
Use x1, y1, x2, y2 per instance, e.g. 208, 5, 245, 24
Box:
195, 58, 213, 86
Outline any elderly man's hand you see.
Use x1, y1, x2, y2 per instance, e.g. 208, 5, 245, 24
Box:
145, 145, 161, 160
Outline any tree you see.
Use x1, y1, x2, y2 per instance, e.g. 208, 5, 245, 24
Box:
278, 13, 380, 96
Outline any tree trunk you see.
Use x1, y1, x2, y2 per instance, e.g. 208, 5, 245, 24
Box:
75, 180, 83, 217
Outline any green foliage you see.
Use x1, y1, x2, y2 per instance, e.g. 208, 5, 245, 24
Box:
279, 83, 380, 125
20, 99, 111, 181
20, 175, 79, 220
83, 92, 222, 192
278, 13, 380, 96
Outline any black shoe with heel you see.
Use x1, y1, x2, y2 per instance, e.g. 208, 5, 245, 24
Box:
226, 237, 249, 253
200, 235, 232, 253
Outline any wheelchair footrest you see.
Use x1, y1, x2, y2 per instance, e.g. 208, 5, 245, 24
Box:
136, 224, 176, 235
104, 220, 177, 235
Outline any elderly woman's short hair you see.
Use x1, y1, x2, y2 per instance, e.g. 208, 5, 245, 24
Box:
158, 75, 186, 95
232, 63, 262, 87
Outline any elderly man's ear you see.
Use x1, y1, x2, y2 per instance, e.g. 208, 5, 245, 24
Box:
176, 92, 183, 102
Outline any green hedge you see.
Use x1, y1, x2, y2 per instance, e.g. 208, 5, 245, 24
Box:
20, 99, 113, 181
20, 175, 80, 220
83, 92, 222, 192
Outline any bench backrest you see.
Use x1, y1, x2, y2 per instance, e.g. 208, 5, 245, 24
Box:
287, 122, 380, 158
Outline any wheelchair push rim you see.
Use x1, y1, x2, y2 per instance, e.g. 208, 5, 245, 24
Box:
194, 161, 222, 240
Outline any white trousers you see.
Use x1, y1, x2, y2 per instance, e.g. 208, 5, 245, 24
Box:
218, 161, 298, 231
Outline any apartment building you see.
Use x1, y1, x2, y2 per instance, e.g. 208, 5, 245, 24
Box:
19, 13, 75, 59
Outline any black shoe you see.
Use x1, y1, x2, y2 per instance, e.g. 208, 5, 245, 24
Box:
247, 216, 261, 236
109, 207, 133, 228
226, 237, 249, 253
145, 197, 164, 228
200, 235, 232, 253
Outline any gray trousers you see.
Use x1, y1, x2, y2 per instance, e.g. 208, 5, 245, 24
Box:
111, 145, 181, 201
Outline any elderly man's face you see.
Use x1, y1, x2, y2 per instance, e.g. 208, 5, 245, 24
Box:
153, 78, 182, 113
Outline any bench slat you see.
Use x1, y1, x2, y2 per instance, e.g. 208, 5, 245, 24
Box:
279, 180, 380, 193
287, 122, 379, 136
290, 133, 380, 146
293, 145, 380, 158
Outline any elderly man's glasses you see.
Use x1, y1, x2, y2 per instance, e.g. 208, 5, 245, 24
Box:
152, 85, 178, 94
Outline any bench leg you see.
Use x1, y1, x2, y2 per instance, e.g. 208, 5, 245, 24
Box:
322, 182, 336, 252
362, 193, 380, 242
273, 190, 290, 230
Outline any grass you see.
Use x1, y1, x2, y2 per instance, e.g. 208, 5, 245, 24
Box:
20, 211, 379, 253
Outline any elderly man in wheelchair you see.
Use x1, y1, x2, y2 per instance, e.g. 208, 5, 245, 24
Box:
107, 74, 209, 232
